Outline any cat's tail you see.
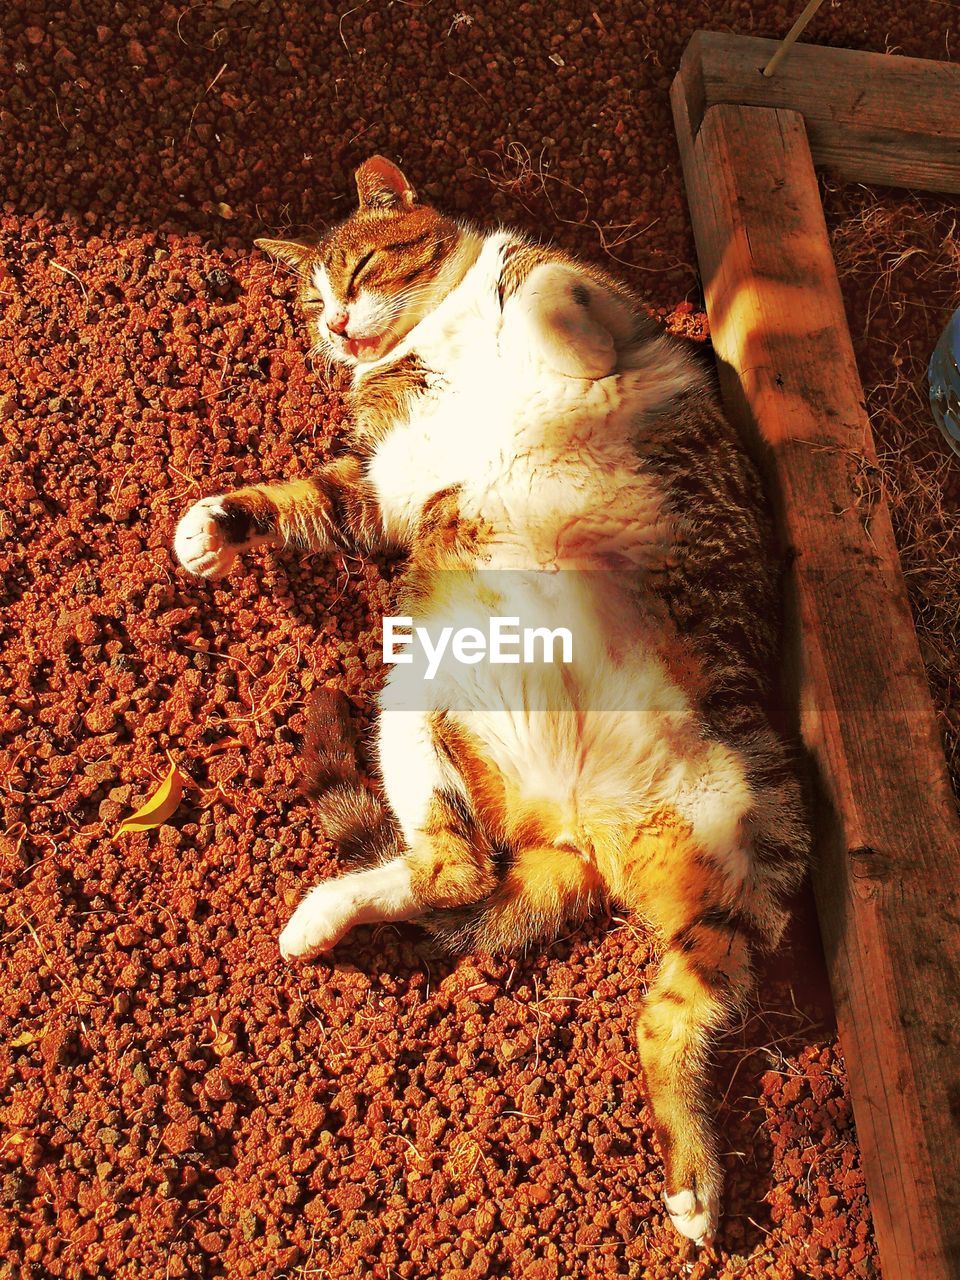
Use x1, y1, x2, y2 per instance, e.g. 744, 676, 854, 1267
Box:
423, 842, 604, 954
300, 687, 400, 864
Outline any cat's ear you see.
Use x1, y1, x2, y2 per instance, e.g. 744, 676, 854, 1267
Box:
254, 237, 314, 271
354, 156, 417, 212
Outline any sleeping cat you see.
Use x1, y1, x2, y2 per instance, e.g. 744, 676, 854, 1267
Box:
173, 156, 808, 1246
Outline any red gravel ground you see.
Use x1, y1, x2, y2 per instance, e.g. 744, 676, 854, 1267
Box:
1, 3, 953, 1277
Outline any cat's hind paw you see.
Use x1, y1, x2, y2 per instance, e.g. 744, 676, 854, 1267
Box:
174, 497, 239, 579
663, 1184, 719, 1247
279, 882, 357, 961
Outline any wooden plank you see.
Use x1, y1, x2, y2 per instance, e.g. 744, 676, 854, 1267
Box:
669, 95, 960, 1278
674, 31, 960, 193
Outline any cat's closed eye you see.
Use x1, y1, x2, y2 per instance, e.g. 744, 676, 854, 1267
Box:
347, 250, 377, 297
301, 288, 324, 312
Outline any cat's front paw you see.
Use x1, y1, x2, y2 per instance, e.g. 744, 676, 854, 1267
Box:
663, 1183, 719, 1247
174, 497, 239, 579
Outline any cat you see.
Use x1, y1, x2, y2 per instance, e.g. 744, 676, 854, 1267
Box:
173, 155, 808, 1246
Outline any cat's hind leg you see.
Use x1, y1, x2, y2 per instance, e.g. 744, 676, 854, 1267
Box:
635, 908, 753, 1245
280, 709, 498, 959
618, 815, 757, 1247
279, 856, 418, 959
279, 788, 499, 960
279, 692, 406, 959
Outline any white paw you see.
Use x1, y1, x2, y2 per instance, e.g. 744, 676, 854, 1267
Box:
174, 497, 238, 579
279, 882, 357, 961
664, 1185, 719, 1247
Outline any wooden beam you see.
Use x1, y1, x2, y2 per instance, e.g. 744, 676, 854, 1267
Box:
674, 31, 960, 193
670, 95, 960, 1278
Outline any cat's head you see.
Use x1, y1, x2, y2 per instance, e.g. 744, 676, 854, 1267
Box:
256, 157, 461, 367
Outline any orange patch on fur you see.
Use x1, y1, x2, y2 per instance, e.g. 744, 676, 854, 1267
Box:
656, 632, 710, 705
411, 487, 490, 568
476, 843, 603, 953
408, 833, 496, 910
617, 808, 725, 938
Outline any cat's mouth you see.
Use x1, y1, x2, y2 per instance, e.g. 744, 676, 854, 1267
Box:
344, 332, 390, 361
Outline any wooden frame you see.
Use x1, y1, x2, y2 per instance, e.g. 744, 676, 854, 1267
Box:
671, 34, 960, 1280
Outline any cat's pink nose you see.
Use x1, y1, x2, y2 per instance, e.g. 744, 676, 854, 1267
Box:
327, 311, 349, 336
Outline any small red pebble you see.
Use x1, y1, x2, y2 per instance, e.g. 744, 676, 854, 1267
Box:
83, 705, 118, 735
162, 1122, 193, 1155
25, 26, 45, 44
202, 1070, 233, 1103
115, 923, 144, 947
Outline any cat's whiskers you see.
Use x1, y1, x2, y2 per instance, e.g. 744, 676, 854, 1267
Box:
376, 282, 447, 327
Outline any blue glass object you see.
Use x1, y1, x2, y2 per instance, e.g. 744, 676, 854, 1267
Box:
929, 306, 960, 458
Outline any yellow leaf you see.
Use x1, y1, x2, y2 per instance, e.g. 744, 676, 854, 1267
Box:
10, 1030, 38, 1048
207, 1018, 236, 1056
115, 756, 186, 836
212, 1032, 236, 1056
